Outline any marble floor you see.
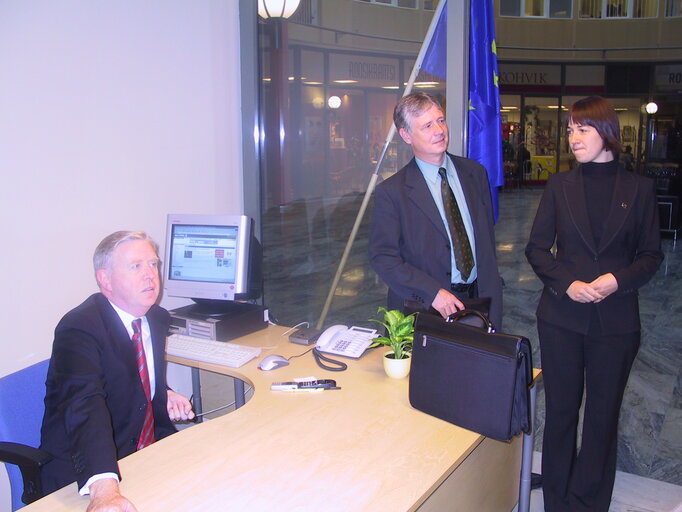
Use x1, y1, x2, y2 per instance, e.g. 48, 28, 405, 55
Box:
511, 452, 682, 512
259, 187, 682, 490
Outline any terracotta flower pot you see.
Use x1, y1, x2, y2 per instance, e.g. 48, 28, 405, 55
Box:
383, 351, 411, 379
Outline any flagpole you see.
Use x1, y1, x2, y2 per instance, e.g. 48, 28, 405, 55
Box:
316, 0, 448, 329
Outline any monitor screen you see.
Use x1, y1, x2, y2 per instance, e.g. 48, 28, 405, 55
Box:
164, 214, 253, 303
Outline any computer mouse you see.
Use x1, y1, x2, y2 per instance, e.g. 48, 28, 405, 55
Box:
258, 354, 290, 371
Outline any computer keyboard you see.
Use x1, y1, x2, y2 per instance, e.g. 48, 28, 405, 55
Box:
166, 333, 262, 368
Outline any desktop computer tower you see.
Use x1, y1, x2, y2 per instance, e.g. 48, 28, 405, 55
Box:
169, 302, 268, 342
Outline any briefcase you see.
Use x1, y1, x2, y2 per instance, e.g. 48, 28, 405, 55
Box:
409, 311, 532, 442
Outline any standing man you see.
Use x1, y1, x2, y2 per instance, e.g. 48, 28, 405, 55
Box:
40, 231, 194, 512
369, 92, 502, 327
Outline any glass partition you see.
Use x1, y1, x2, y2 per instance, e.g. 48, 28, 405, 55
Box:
258, 5, 435, 328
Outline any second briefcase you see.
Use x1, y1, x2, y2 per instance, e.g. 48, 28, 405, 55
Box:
409, 311, 532, 442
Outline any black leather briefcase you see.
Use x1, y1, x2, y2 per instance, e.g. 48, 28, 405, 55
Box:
409, 311, 532, 442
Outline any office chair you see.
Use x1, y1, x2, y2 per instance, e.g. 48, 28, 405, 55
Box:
0, 360, 52, 511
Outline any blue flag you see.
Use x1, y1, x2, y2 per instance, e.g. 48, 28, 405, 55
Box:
467, 0, 503, 222
421, 2, 447, 80
422, 1, 503, 222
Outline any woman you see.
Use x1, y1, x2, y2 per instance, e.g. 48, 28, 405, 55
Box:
525, 96, 663, 512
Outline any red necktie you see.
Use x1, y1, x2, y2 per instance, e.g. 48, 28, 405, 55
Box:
132, 318, 155, 449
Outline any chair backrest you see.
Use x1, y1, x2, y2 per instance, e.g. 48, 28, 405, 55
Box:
0, 360, 49, 511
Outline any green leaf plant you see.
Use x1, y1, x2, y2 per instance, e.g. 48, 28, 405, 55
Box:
369, 307, 416, 360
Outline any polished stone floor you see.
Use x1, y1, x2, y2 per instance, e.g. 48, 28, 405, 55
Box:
260, 186, 682, 487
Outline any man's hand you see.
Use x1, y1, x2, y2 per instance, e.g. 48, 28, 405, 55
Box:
87, 479, 137, 512
167, 389, 195, 421
589, 273, 618, 302
566, 280, 604, 303
431, 288, 466, 319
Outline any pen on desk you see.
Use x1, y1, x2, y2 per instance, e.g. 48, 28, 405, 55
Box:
279, 388, 324, 393
274, 387, 342, 392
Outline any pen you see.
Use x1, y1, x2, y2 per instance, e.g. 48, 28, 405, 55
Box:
272, 387, 342, 392
279, 388, 324, 393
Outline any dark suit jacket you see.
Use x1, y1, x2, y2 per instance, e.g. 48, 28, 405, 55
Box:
525, 165, 663, 335
40, 293, 176, 493
369, 153, 503, 327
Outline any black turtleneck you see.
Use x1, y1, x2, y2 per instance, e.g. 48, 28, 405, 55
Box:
582, 159, 619, 247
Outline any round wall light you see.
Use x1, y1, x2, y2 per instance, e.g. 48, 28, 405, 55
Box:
328, 95, 342, 109
645, 102, 658, 115
258, 0, 302, 19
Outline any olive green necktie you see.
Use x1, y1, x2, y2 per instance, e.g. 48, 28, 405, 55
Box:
438, 167, 474, 281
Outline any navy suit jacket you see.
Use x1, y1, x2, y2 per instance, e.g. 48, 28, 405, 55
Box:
525, 165, 663, 335
40, 293, 176, 493
369, 153, 503, 327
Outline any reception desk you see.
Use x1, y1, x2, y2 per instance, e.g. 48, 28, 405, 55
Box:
24, 325, 531, 511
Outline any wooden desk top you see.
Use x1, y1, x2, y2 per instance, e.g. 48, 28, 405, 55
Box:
24, 325, 522, 511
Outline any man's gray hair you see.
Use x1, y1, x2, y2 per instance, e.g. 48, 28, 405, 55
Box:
393, 92, 444, 133
93, 231, 159, 273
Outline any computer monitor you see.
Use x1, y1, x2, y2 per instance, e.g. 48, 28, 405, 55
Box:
163, 213, 262, 312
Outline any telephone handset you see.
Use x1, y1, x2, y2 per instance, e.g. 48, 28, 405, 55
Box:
315, 325, 378, 359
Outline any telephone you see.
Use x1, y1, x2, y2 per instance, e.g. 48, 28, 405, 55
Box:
315, 325, 378, 359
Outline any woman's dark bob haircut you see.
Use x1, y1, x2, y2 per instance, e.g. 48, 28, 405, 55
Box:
565, 96, 621, 157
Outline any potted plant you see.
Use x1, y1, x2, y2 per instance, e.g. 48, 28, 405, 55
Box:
369, 307, 416, 379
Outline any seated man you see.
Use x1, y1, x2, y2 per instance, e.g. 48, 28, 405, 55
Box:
40, 231, 194, 511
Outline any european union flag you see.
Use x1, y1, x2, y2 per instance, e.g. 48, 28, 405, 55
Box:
421, 2, 447, 80
467, 0, 503, 221
421, 0, 503, 222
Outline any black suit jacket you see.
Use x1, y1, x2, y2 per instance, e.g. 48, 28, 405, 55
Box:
369, 153, 503, 327
525, 165, 663, 335
40, 293, 176, 493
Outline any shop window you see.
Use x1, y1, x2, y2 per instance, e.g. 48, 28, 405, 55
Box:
560, 96, 643, 172
500, 95, 524, 187
579, 0, 601, 17
667, 0, 682, 16
579, 0, 658, 18
525, 0, 544, 16
523, 97, 561, 182
500, 0, 572, 18
607, 0, 627, 17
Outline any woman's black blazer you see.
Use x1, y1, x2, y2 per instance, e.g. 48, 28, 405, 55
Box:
525, 164, 663, 335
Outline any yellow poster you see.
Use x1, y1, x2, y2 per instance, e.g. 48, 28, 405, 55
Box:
531, 156, 556, 181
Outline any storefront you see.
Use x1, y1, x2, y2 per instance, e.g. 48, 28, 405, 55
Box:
499, 61, 682, 185
260, 39, 444, 209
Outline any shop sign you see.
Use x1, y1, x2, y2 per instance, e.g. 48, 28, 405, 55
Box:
655, 64, 682, 92
564, 65, 605, 94
329, 54, 399, 88
499, 63, 561, 92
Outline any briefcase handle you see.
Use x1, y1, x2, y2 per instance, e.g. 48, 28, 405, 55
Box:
446, 309, 495, 333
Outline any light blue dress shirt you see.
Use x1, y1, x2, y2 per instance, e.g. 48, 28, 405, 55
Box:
415, 155, 477, 285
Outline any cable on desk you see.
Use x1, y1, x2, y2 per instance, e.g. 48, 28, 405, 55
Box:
287, 346, 315, 361
280, 322, 310, 337
312, 348, 347, 372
